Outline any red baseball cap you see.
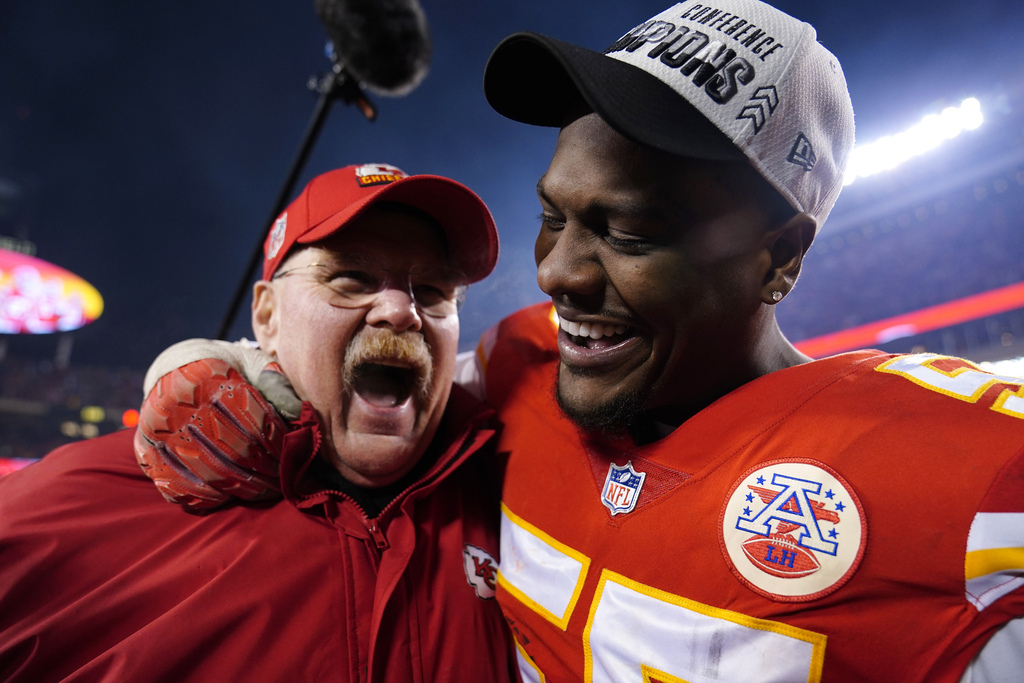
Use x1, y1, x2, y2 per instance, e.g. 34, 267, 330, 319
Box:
262, 163, 498, 282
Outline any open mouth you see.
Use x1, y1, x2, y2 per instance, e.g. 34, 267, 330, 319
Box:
351, 363, 417, 408
561, 319, 633, 350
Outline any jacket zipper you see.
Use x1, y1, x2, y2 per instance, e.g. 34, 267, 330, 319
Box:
366, 520, 389, 550
356, 426, 481, 554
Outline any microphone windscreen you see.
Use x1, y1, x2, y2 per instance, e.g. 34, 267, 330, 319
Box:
314, 0, 432, 97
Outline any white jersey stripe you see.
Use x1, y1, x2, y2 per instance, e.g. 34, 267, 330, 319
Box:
965, 512, 1024, 610
967, 513, 1024, 553
498, 504, 590, 629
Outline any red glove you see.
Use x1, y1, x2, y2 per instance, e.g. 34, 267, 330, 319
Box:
134, 341, 298, 511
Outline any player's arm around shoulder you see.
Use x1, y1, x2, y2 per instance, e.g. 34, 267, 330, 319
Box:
134, 338, 301, 511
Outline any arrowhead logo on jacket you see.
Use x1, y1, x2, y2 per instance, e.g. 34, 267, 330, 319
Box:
463, 544, 497, 599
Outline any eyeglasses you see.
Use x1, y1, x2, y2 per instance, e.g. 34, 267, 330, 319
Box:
273, 259, 465, 318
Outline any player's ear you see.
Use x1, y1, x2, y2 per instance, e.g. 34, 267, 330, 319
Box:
251, 280, 280, 356
761, 211, 816, 304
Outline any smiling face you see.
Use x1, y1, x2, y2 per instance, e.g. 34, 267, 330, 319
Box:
252, 207, 461, 487
536, 111, 809, 432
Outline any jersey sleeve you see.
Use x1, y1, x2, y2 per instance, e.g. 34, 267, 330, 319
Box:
964, 446, 1024, 612
959, 617, 1024, 683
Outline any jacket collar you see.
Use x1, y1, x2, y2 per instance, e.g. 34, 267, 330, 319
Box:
279, 384, 497, 517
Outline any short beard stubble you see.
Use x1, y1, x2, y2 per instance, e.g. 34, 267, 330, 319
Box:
554, 365, 649, 434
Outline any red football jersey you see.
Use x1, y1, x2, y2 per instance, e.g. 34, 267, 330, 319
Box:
482, 303, 1024, 683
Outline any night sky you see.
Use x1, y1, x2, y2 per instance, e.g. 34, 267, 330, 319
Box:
3, 0, 1024, 372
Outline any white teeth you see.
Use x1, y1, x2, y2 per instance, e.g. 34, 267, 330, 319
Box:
559, 318, 629, 339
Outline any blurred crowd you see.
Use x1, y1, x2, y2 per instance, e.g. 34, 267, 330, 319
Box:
779, 167, 1024, 344
0, 356, 142, 461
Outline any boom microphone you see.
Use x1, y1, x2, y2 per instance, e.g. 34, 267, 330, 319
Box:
314, 0, 432, 97
217, 0, 432, 340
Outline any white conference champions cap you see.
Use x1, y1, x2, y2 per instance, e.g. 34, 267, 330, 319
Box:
484, 0, 855, 229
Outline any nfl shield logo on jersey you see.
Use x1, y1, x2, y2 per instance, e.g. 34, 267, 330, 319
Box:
601, 461, 647, 516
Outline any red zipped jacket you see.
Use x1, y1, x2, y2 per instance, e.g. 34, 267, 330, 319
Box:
0, 385, 515, 682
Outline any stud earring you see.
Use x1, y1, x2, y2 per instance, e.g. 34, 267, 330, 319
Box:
771, 290, 783, 302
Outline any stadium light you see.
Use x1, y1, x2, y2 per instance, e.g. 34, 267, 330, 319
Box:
80, 406, 105, 423
122, 409, 140, 428
844, 98, 983, 186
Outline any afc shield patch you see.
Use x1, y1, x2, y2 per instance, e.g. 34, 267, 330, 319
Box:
463, 544, 497, 600
601, 461, 647, 516
720, 459, 866, 602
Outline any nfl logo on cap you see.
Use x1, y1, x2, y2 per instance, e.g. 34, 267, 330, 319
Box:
601, 461, 647, 516
266, 213, 288, 260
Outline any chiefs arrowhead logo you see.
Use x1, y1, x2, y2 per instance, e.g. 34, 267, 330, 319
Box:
354, 163, 408, 187
463, 544, 498, 600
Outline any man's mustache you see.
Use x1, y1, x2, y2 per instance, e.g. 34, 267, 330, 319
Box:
342, 327, 433, 403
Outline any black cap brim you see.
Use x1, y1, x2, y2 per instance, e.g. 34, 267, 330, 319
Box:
484, 32, 743, 162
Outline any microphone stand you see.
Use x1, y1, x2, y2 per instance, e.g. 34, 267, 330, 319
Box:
215, 58, 377, 340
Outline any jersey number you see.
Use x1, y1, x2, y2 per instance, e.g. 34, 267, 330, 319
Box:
500, 505, 826, 683
877, 353, 1024, 420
